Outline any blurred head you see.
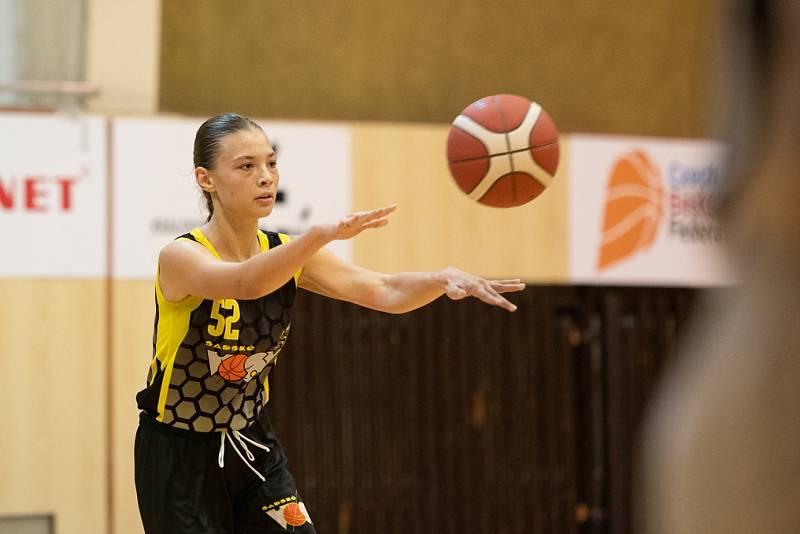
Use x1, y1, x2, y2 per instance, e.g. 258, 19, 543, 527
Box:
193, 113, 279, 222
720, 0, 800, 252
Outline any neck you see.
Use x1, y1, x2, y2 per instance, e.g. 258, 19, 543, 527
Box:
201, 211, 261, 262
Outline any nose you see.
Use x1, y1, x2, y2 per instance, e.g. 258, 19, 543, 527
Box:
258, 165, 273, 186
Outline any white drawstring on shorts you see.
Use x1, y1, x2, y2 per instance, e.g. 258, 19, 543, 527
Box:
218, 430, 271, 482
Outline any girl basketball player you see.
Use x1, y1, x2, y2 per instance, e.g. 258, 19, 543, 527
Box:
134, 112, 524, 534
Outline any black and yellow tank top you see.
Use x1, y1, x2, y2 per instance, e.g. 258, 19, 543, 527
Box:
136, 228, 299, 432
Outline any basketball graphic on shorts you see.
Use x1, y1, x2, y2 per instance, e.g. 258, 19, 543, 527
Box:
446, 94, 560, 207
597, 149, 664, 270
218, 354, 247, 382
283, 502, 307, 526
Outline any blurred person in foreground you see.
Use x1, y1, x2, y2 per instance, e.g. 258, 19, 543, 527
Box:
642, 1, 800, 533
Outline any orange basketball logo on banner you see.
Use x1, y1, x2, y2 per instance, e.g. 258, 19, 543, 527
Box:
597, 150, 664, 270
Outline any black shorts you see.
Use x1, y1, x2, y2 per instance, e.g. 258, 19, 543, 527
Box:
135, 411, 316, 534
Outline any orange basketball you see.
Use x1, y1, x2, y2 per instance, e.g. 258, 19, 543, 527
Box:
283, 502, 307, 527
446, 94, 560, 207
218, 354, 247, 382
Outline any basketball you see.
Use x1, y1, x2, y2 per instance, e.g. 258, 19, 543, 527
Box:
446, 94, 560, 207
283, 502, 307, 526
219, 354, 247, 382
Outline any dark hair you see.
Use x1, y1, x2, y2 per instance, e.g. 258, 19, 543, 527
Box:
194, 112, 264, 221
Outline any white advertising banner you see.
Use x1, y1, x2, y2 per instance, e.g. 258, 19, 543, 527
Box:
569, 135, 733, 286
112, 117, 351, 279
0, 113, 107, 277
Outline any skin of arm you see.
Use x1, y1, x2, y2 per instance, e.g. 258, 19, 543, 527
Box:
298, 247, 523, 313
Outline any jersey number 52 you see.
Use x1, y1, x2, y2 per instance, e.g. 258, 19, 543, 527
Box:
208, 299, 240, 340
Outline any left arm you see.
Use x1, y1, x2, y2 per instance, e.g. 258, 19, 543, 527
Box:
298, 248, 525, 313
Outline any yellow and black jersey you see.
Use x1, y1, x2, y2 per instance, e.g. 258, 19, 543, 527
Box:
136, 228, 300, 432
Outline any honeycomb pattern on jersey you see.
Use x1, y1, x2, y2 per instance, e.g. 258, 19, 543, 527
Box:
161, 283, 295, 432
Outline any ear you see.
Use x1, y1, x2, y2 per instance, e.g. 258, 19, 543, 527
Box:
195, 167, 215, 193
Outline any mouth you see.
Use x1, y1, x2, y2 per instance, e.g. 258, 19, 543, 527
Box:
255, 192, 274, 203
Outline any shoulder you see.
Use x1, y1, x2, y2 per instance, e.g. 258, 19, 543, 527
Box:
157, 236, 220, 303
159, 236, 216, 268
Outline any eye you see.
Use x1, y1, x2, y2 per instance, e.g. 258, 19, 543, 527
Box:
240, 162, 254, 170
268, 161, 278, 169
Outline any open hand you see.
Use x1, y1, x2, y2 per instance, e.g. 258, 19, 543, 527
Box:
441, 266, 525, 312
317, 204, 397, 241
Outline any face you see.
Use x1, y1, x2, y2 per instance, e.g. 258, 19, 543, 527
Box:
197, 127, 279, 220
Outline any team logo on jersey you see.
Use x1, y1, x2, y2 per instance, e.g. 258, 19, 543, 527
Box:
206, 327, 290, 382
261, 495, 312, 530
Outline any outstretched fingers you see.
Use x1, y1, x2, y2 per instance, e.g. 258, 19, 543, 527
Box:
441, 270, 522, 312
335, 204, 397, 239
474, 284, 517, 312
361, 217, 391, 229
355, 204, 397, 223
450, 280, 517, 312
489, 279, 526, 294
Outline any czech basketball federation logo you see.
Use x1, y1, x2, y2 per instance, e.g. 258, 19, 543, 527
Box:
597, 149, 664, 270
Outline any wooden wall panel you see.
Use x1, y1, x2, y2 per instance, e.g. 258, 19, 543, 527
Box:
600, 288, 697, 534
110, 281, 153, 534
266, 285, 697, 534
270, 287, 585, 534
0, 280, 107, 534
350, 123, 569, 280
86, 0, 161, 113
160, 0, 720, 137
